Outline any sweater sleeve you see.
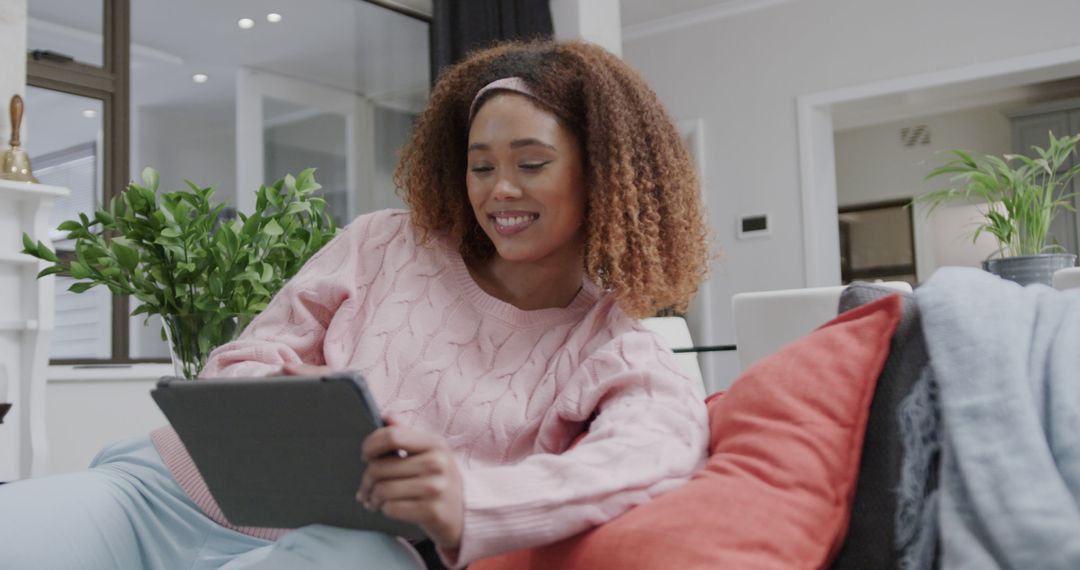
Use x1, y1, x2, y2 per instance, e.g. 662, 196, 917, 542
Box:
443, 330, 710, 567
200, 211, 395, 378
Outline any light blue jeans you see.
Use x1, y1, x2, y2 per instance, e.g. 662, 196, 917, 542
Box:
0, 435, 426, 570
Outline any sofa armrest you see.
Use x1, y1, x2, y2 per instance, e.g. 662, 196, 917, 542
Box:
829, 283, 938, 570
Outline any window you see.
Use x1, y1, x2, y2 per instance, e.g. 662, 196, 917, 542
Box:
27, 0, 129, 363
28, 0, 105, 68
838, 200, 917, 285
27, 0, 430, 364
26, 90, 108, 359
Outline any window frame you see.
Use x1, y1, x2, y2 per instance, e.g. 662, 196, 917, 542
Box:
27, 0, 134, 364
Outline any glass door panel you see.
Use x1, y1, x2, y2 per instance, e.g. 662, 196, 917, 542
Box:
263, 97, 350, 227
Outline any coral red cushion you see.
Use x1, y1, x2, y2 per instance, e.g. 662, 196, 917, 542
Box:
471, 294, 902, 570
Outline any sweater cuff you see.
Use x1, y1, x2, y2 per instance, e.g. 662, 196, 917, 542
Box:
451, 469, 567, 565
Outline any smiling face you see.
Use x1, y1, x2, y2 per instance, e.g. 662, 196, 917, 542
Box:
466, 93, 587, 271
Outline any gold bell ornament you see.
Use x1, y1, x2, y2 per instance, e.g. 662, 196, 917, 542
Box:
0, 94, 39, 183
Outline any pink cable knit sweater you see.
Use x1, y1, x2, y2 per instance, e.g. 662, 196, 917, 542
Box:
150, 209, 708, 566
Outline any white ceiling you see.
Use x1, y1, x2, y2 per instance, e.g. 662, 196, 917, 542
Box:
378, 0, 771, 30
28, 0, 431, 115
28, 0, 1064, 141
22, 0, 769, 122
832, 71, 1080, 132
620, 0, 756, 28
20, 0, 780, 158
352, 1, 759, 30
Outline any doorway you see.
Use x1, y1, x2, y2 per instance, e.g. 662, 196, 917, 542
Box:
797, 44, 1080, 286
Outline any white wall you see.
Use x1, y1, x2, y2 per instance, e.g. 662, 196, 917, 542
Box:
43, 366, 171, 475
551, 0, 622, 56
835, 104, 1013, 207
371, 105, 411, 212
622, 0, 1080, 364
0, 0, 26, 145
134, 103, 236, 205
44, 379, 166, 474
129, 104, 236, 359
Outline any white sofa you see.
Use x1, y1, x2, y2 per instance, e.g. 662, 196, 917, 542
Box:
1054, 267, 1080, 290
731, 269, 1078, 374
640, 316, 707, 397
731, 281, 914, 372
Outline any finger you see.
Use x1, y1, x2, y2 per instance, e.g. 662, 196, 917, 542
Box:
378, 498, 434, 527
357, 455, 413, 503
281, 363, 332, 376
367, 476, 446, 511
377, 416, 407, 458
362, 426, 444, 460
358, 452, 451, 501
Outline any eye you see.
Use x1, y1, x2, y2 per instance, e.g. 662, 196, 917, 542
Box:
519, 161, 551, 171
470, 165, 494, 174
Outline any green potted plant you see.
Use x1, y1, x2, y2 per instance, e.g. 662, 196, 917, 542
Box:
20, 167, 338, 379
916, 130, 1079, 286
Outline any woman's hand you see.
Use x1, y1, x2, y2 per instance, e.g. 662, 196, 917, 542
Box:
278, 363, 335, 376
357, 419, 465, 551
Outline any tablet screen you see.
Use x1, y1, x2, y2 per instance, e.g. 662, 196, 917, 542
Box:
151, 372, 424, 539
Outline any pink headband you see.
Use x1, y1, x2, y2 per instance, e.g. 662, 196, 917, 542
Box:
468, 77, 540, 123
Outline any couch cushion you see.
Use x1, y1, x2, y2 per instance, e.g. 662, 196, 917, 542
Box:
470, 294, 902, 570
829, 283, 935, 570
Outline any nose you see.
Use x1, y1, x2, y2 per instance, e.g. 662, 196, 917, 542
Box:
491, 176, 522, 201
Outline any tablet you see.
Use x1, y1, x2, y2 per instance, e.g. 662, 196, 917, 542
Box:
150, 372, 424, 539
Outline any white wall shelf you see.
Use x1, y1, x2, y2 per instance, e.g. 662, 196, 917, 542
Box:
0, 179, 69, 481
0, 252, 38, 265
0, 320, 39, 331
1, 179, 68, 200
48, 363, 174, 383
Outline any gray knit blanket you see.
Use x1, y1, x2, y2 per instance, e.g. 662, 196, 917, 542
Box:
908, 267, 1080, 569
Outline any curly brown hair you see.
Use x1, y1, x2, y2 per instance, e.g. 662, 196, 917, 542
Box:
395, 40, 709, 319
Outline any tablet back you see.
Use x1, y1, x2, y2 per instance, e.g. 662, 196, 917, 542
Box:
151, 373, 423, 539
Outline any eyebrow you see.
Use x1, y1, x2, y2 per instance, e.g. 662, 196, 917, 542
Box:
467, 138, 557, 152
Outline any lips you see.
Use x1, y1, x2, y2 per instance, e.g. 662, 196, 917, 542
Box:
490, 211, 539, 236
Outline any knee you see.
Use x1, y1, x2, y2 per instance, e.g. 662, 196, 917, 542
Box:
277, 525, 426, 569
0, 473, 138, 568
0, 471, 124, 518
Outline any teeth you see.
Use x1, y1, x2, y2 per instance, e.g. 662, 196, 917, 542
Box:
494, 215, 536, 227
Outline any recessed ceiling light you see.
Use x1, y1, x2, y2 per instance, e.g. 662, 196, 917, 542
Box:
81, 109, 97, 119
192, 73, 209, 84
266, 13, 282, 23
238, 18, 255, 29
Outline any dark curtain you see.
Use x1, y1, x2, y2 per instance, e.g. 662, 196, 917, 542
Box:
429, 0, 554, 85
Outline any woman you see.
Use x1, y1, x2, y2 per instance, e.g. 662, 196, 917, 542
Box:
0, 40, 711, 569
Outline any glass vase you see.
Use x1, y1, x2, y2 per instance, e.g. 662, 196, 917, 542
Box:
162, 313, 249, 380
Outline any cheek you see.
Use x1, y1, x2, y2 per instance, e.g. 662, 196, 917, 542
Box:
562, 170, 587, 224
466, 178, 482, 210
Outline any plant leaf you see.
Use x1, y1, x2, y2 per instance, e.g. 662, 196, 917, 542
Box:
21, 233, 35, 254
111, 238, 139, 270
36, 266, 66, 278
68, 282, 95, 293
35, 241, 59, 263
263, 219, 284, 237
142, 167, 160, 191
69, 261, 92, 279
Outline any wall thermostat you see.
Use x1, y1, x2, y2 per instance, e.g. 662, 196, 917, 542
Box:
737, 213, 770, 239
